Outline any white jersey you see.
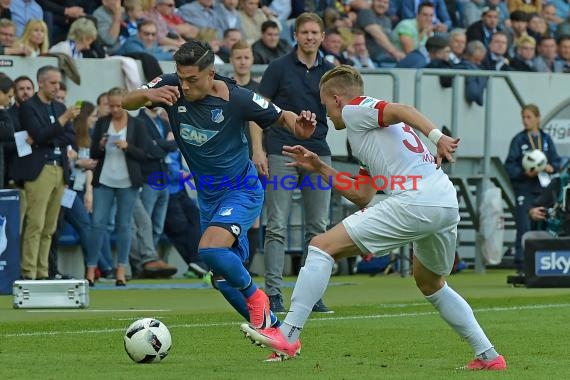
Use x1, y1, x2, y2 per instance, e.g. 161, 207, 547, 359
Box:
342, 96, 458, 208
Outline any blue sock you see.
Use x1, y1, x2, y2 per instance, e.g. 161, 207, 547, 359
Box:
199, 247, 256, 298
215, 279, 281, 327
216, 279, 249, 320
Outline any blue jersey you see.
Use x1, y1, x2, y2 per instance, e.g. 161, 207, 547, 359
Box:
143, 73, 282, 204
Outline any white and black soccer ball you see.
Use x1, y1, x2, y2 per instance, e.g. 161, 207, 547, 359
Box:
124, 318, 172, 363
522, 149, 547, 172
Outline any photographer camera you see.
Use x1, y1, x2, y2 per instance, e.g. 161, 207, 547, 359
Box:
523, 167, 570, 246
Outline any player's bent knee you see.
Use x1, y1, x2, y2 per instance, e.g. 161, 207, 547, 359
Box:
414, 275, 445, 296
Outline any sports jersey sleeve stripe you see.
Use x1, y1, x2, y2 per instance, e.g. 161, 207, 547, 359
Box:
349, 96, 366, 105
359, 167, 370, 177
375, 101, 388, 128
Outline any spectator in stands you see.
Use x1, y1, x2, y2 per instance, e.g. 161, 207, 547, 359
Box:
527, 13, 550, 42
533, 35, 565, 72
542, 4, 562, 36
49, 17, 98, 59
481, 31, 512, 70
47, 101, 97, 281
229, 40, 261, 273
507, 0, 541, 15
70, 101, 97, 213
355, 0, 404, 66
252, 13, 334, 313
15, 65, 79, 280
455, 0, 483, 28
505, 104, 561, 274
510, 35, 537, 71
0, 72, 15, 189
0, 0, 9, 20
116, 19, 174, 61
93, 0, 124, 55
119, 0, 144, 42
448, 28, 467, 63
265, 0, 291, 28
55, 81, 67, 104
454, 40, 488, 106
347, 28, 377, 68
391, 2, 435, 54
10, 0, 43, 38
396, 34, 450, 68
238, 0, 281, 44
320, 27, 354, 65
141, 0, 185, 49
96, 92, 110, 118
13, 75, 34, 107
217, 28, 242, 62
178, 0, 216, 31
9, 75, 33, 228
155, 0, 199, 40
558, 17, 570, 40
0, 18, 31, 55
559, 34, 570, 72
8, 75, 33, 141
128, 196, 178, 279
230, 40, 258, 87
506, 10, 529, 57
137, 107, 177, 246
214, 0, 242, 38
394, 0, 452, 32
36, 0, 87, 44
86, 87, 151, 287
466, 5, 502, 47
252, 20, 291, 64
163, 149, 208, 278
14, 19, 49, 57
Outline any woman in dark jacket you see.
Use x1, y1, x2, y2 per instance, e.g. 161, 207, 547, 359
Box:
86, 87, 150, 286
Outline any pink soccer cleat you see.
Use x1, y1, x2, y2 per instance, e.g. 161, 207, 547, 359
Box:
246, 289, 272, 329
240, 323, 301, 359
463, 355, 507, 370
264, 352, 289, 363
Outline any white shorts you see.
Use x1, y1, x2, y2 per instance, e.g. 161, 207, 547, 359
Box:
342, 197, 460, 276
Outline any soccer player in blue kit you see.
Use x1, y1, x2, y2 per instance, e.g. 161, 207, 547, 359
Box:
122, 40, 317, 331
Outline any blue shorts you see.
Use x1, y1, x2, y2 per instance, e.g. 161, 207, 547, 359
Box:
199, 176, 264, 262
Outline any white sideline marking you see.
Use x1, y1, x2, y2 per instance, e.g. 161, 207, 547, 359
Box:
4, 303, 570, 338
25, 309, 171, 313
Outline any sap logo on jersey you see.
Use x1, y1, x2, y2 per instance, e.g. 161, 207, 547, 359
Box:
179, 123, 219, 146
535, 251, 570, 276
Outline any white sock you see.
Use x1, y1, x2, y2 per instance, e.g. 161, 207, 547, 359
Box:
280, 245, 335, 343
425, 282, 497, 358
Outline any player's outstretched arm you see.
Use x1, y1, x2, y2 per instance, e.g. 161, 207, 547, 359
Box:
122, 86, 181, 110
382, 102, 460, 168
277, 110, 316, 139
282, 145, 376, 209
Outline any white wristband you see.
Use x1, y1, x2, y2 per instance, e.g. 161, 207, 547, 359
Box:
428, 129, 443, 145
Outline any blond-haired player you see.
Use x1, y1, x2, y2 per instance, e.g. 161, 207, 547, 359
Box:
240, 65, 506, 370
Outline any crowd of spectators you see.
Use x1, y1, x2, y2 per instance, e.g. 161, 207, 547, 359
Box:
1, 0, 570, 283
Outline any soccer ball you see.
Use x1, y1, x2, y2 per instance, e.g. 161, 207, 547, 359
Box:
522, 149, 547, 172
124, 318, 172, 363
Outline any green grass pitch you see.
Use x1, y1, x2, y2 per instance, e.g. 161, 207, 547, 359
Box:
1, 269, 569, 380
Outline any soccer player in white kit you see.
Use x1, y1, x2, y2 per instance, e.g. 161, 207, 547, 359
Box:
240, 65, 507, 370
